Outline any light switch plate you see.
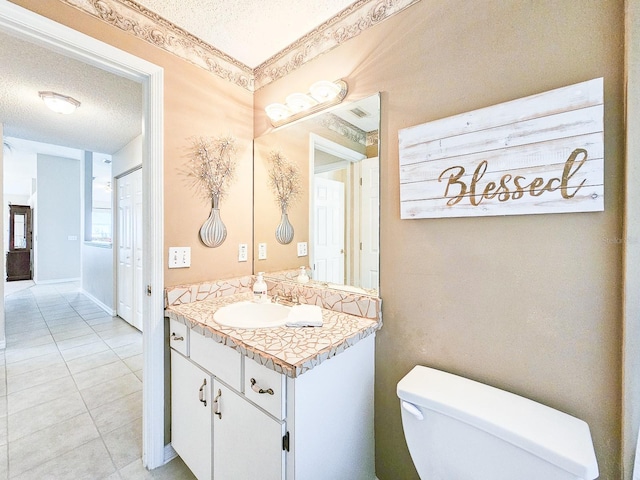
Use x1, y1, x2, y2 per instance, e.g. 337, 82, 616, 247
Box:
238, 243, 248, 262
168, 247, 191, 268
297, 242, 308, 257
258, 243, 267, 260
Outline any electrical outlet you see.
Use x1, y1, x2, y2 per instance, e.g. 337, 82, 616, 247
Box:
168, 247, 191, 268
258, 243, 267, 260
238, 243, 248, 262
297, 242, 308, 257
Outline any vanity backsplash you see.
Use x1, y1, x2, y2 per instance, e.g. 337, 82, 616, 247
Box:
165, 272, 382, 321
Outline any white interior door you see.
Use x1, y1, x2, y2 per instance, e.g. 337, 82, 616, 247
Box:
360, 157, 379, 291
313, 176, 345, 284
117, 173, 133, 323
133, 169, 143, 330
117, 168, 142, 330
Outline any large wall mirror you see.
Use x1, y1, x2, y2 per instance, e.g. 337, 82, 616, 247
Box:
254, 93, 380, 293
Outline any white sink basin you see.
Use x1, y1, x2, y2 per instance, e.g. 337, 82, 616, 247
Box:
213, 301, 291, 329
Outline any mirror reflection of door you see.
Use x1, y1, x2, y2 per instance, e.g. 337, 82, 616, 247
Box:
7, 204, 33, 281
359, 157, 379, 290
313, 176, 345, 284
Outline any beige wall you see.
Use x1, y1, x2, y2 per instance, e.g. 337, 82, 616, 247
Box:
11, 0, 626, 478
256, 1, 624, 478
624, 0, 640, 477
10, 0, 254, 288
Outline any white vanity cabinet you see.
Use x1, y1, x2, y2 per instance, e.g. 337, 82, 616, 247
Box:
169, 318, 376, 480
213, 380, 285, 480
170, 350, 212, 480
170, 321, 285, 480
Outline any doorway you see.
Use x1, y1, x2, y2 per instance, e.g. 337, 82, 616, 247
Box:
312, 175, 345, 284
0, 2, 165, 469
6, 204, 32, 281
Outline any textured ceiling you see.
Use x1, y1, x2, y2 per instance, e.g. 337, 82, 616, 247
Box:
135, 0, 357, 68
0, 31, 142, 155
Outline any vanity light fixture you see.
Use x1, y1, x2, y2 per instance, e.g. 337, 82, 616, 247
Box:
38, 91, 81, 115
265, 79, 348, 128
285, 92, 317, 113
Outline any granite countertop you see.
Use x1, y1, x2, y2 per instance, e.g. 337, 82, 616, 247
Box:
165, 292, 381, 378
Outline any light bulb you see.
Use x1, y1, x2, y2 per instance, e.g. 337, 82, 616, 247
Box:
265, 103, 292, 121
285, 93, 317, 113
309, 80, 342, 102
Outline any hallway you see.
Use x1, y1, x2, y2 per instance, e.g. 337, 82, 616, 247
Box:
1, 282, 194, 479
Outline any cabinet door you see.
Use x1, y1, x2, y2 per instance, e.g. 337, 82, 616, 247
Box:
213, 380, 284, 480
171, 351, 212, 480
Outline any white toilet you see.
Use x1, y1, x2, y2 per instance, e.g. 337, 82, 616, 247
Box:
397, 366, 599, 480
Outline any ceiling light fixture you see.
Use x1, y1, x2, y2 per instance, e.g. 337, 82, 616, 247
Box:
38, 91, 81, 115
265, 79, 348, 128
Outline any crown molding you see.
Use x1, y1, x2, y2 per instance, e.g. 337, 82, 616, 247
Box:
254, 0, 420, 90
58, 0, 420, 92
60, 0, 255, 90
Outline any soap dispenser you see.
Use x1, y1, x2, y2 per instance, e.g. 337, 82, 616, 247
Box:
253, 272, 268, 303
297, 266, 309, 284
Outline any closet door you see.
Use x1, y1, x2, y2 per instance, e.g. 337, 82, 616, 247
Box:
116, 168, 142, 330
132, 169, 143, 330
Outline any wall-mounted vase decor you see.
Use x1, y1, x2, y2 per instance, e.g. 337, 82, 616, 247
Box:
275, 209, 294, 244
188, 136, 237, 248
268, 150, 300, 245
199, 196, 227, 248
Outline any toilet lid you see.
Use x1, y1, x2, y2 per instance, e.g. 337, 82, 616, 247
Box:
397, 366, 599, 479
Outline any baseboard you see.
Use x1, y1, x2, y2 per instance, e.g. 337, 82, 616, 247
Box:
164, 443, 177, 464
34, 277, 81, 285
80, 289, 116, 316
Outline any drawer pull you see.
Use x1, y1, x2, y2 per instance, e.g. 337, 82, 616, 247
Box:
213, 389, 222, 419
198, 379, 207, 407
250, 378, 274, 395
171, 333, 184, 341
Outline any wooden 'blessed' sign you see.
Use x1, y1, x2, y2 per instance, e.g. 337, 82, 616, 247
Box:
398, 78, 604, 219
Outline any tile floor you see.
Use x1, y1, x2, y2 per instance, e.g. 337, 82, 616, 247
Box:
1, 281, 196, 480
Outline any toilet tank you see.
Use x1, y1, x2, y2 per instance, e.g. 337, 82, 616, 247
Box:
397, 366, 599, 480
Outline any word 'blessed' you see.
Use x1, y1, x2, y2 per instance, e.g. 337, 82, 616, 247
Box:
437, 148, 588, 207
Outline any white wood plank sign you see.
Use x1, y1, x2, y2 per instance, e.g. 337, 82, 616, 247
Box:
398, 78, 604, 219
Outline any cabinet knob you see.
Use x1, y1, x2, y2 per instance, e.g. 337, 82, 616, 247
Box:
250, 377, 274, 395
171, 332, 184, 341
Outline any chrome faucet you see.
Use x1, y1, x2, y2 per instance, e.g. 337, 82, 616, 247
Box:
272, 290, 300, 305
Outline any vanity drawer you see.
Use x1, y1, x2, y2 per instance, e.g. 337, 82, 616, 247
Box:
190, 330, 242, 391
169, 319, 188, 355
244, 358, 286, 420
